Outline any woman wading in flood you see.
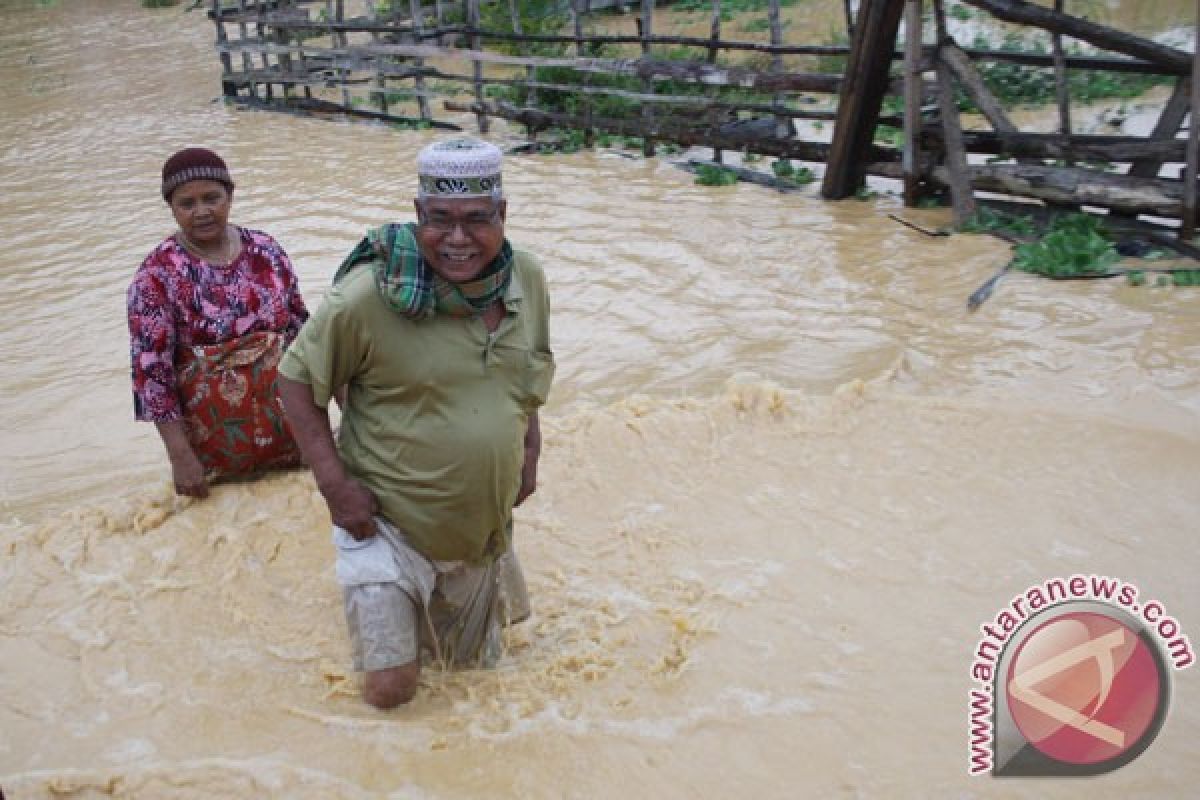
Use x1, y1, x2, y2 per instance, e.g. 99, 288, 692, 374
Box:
127, 147, 309, 497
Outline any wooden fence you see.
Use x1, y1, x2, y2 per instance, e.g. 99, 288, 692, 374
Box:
209, 0, 1200, 235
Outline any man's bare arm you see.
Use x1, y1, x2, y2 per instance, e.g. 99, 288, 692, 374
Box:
278, 376, 377, 538
514, 411, 541, 507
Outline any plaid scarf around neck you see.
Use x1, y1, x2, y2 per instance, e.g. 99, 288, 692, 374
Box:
333, 222, 513, 320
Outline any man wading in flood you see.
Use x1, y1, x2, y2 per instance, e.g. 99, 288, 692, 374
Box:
278, 137, 554, 709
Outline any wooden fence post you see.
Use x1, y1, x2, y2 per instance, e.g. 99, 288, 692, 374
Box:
640, 0, 656, 157
573, 0, 595, 147
1183, 0, 1200, 238
768, 0, 788, 142
212, 0, 238, 98
468, 0, 489, 132
709, 0, 723, 163
902, 0, 923, 206
368, 1, 388, 115
821, 0, 905, 198
932, 0, 975, 223
509, 0, 538, 142
410, 0, 433, 121
1051, 0, 1072, 164
237, 0, 258, 100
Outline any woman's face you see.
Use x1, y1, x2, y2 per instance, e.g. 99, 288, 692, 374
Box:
169, 180, 232, 246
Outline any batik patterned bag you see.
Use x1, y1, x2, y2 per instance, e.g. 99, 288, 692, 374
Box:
176, 330, 302, 478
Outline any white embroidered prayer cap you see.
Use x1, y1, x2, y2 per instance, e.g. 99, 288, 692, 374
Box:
416, 137, 504, 199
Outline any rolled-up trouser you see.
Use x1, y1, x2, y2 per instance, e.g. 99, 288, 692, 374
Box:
335, 517, 529, 672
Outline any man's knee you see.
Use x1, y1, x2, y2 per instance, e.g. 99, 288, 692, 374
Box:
363, 662, 420, 709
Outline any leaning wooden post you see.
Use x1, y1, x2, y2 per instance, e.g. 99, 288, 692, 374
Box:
821, 0, 906, 198
843, 0, 855, 42
1051, 0, 1072, 164
708, 0, 723, 163
1183, 0, 1200, 238
902, 0, 923, 206
640, 0, 656, 158
410, 0, 433, 121
468, 0, 489, 132
933, 0, 975, 224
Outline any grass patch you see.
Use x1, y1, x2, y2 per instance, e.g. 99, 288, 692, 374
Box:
389, 118, 433, 130
960, 206, 1040, 237
960, 33, 1171, 111
673, 0, 799, 14
739, 17, 791, 34
948, 2, 972, 21
771, 158, 815, 186
1170, 269, 1200, 286
695, 164, 740, 186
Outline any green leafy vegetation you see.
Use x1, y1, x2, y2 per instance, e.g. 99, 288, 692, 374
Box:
673, 0, 799, 14
694, 164, 740, 186
815, 30, 849, 75
960, 207, 1039, 237
874, 125, 903, 148
770, 158, 814, 186
479, 0, 569, 56
1012, 214, 1119, 277
960, 33, 1170, 111
389, 118, 433, 130
965, 209, 1199, 287
739, 17, 791, 34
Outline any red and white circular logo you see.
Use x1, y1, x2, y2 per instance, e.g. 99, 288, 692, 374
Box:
1006, 610, 1164, 767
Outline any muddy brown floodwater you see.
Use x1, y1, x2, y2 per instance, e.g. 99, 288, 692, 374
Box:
1, 1, 1197, 798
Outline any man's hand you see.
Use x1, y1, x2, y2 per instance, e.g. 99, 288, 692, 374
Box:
514, 411, 541, 507
514, 455, 537, 506
321, 475, 379, 539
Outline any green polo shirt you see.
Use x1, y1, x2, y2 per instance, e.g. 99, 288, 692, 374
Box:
279, 250, 554, 563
